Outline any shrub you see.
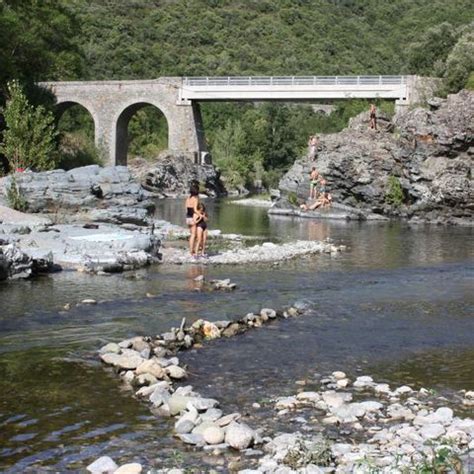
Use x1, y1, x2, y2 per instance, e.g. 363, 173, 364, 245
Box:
57, 132, 103, 170
0, 80, 58, 171
443, 30, 474, 93
385, 175, 405, 207
6, 175, 28, 212
288, 191, 299, 206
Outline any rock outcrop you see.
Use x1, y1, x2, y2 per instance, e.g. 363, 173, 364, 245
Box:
129, 152, 226, 197
0, 166, 155, 225
279, 90, 473, 225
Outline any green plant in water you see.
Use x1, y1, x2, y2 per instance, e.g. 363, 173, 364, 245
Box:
6, 175, 28, 212
385, 175, 405, 207
169, 449, 184, 468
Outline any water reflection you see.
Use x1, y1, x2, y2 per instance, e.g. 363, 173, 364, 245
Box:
0, 199, 472, 471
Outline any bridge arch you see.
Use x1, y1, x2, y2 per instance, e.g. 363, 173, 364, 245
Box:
114, 100, 171, 166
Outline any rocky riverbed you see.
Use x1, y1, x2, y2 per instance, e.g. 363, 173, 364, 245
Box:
278, 90, 473, 225
92, 301, 474, 473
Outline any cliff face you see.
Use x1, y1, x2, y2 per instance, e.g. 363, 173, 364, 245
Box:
279, 90, 473, 225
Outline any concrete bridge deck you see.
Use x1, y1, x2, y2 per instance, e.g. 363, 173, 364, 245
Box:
180, 75, 409, 101
40, 75, 422, 166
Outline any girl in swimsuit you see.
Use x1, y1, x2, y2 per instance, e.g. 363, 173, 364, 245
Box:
193, 203, 208, 258
185, 184, 199, 256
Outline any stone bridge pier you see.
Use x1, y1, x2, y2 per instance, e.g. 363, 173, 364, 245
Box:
40, 78, 207, 166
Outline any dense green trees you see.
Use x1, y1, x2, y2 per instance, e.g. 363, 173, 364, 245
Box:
0, 0, 473, 184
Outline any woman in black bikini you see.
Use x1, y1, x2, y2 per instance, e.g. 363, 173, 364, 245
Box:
193, 203, 208, 258
185, 184, 199, 256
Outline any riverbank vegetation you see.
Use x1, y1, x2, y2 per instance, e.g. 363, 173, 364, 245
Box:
0, 0, 473, 184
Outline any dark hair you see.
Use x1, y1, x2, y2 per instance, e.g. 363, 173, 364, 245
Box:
189, 184, 199, 196
197, 202, 206, 212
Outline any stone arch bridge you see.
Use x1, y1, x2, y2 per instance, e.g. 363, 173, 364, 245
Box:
40, 75, 424, 166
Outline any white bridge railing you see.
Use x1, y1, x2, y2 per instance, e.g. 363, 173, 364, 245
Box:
183, 75, 406, 87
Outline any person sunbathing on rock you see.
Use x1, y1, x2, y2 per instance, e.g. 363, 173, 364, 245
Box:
300, 178, 332, 211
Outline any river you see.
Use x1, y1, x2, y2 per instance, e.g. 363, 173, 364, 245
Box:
0, 199, 472, 472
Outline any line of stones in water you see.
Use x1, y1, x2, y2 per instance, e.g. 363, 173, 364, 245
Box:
93, 301, 474, 474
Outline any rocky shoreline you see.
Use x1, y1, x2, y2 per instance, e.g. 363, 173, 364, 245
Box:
91, 302, 474, 473
277, 90, 473, 226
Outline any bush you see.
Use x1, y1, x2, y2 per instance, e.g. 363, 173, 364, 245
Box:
465, 72, 474, 90
6, 175, 28, 212
57, 132, 103, 170
385, 175, 405, 207
0, 80, 58, 171
288, 191, 299, 206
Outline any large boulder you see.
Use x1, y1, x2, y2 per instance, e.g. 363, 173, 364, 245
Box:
0, 166, 155, 222
129, 152, 226, 197
278, 90, 473, 225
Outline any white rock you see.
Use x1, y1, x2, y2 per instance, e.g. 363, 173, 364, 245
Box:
419, 423, 445, 440
136, 374, 157, 387
275, 396, 297, 410
203, 426, 225, 444
331, 443, 352, 457
99, 343, 121, 354
296, 392, 320, 402
359, 401, 384, 412
353, 376, 374, 388
122, 371, 135, 383
336, 378, 350, 388
189, 398, 219, 411
82, 299, 97, 305
113, 463, 142, 474
168, 395, 194, 415
200, 408, 223, 422
174, 418, 195, 434
216, 413, 241, 427
374, 383, 391, 395
165, 365, 187, 379
178, 433, 204, 445
260, 308, 277, 319
149, 387, 171, 407
136, 359, 165, 379
100, 352, 144, 370
225, 422, 254, 450
322, 391, 352, 408
332, 371, 346, 380
87, 456, 118, 474
395, 385, 413, 395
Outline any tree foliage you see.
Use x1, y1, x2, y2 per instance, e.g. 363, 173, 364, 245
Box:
0, 0, 473, 182
0, 81, 58, 171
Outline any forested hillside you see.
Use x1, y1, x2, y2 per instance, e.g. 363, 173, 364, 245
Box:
1, 0, 473, 186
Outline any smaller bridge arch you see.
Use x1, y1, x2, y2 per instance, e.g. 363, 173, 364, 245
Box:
114, 100, 170, 165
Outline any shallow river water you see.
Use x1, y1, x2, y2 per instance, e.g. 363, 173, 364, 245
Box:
0, 199, 473, 472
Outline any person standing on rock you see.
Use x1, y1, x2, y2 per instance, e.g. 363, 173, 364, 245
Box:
307, 135, 319, 160
369, 104, 377, 130
309, 167, 319, 199
185, 183, 199, 256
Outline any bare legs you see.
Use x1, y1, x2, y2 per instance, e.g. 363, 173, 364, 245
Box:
188, 225, 197, 255
194, 227, 208, 256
